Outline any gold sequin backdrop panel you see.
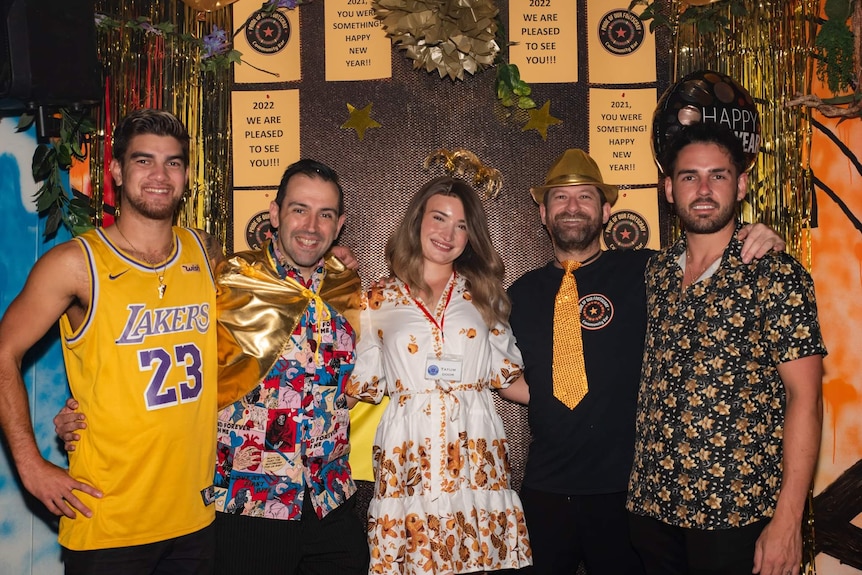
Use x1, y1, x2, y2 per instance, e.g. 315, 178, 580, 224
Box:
91, 0, 231, 241
670, 0, 817, 266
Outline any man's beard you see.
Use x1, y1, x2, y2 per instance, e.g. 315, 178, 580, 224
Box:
548, 213, 603, 253
676, 198, 737, 234
122, 192, 181, 221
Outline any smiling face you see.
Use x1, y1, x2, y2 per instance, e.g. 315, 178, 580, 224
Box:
664, 142, 747, 235
110, 133, 188, 221
540, 184, 610, 254
269, 172, 345, 278
419, 193, 469, 271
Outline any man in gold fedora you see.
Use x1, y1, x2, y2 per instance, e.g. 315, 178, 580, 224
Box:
499, 148, 784, 575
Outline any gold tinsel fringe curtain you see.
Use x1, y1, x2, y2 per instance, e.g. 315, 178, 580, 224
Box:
89, 0, 231, 243
670, 0, 817, 268
670, 2, 818, 573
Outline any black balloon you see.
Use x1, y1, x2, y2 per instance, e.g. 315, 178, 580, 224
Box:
652, 70, 760, 172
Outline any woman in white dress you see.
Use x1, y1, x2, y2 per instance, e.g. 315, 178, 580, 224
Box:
347, 176, 532, 574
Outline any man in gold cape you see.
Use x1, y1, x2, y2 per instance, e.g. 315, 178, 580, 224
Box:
211, 159, 373, 574
216, 243, 361, 409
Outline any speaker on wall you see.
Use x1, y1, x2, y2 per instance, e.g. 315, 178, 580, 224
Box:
0, 0, 101, 110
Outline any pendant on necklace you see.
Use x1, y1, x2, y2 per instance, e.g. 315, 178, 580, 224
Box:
157, 278, 167, 299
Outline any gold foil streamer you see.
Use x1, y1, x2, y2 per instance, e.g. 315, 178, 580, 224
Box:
668, 0, 817, 270
669, 2, 818, 573
90, 0, 231, 247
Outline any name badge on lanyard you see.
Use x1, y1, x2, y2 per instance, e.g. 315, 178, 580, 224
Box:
425, 354, 464, 382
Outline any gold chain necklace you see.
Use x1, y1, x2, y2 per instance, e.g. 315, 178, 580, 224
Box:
115, 223, 171, 299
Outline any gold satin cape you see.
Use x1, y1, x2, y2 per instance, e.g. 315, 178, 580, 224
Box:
216, 241, 362, 409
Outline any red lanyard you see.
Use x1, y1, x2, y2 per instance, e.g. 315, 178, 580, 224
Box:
405, 275, 456, 342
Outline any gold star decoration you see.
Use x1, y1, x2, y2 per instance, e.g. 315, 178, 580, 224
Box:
340, 102, 382, 141
521, 100, 562, 140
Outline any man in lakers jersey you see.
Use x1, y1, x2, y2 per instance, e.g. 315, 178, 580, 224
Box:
0, 109, 224, 574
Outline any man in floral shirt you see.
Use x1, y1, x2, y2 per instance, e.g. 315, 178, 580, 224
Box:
627, 123, 826, 575
213, 159, 368, 573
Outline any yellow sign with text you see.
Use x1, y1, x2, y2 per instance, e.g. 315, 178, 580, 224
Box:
587, 0, 655, 85
325, 0, 391, 81
233, 0, 301, 84
589, 88, 657, 187
508, 0, 577, 83
232, 90, 300, 188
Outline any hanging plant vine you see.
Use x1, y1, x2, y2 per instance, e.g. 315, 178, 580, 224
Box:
16, 110, 96, 238
629, 0, 748, 34
789, 0, 862, 119
493, 18, 536, 110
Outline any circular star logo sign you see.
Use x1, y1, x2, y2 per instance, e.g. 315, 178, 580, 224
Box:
597, 10, 645, 56
245, 211, 274, 250
245, 9, 291, 54
603, 210, 650, 250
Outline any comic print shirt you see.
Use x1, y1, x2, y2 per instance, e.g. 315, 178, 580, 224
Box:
213, 249, 357, 520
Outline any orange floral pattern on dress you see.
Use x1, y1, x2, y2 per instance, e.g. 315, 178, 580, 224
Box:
348, 275, 532, 573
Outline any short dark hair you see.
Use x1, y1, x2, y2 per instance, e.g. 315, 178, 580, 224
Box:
661, 122, 747, 177
275, 159, 344, 215
112, 109, 190, 165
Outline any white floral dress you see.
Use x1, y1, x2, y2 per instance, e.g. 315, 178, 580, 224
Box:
347, 273, 532, 574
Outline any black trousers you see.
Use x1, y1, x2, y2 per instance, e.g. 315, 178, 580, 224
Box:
63, 523, 215, 575
214, 494, 368, 575
628, 512, 767, 575
519, 487, 645, 575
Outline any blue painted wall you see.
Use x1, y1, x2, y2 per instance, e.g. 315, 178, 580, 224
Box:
0, 115, 71, 575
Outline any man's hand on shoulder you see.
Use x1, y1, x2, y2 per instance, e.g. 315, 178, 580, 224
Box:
331, 245, 359, 270
738, 223, 786, 263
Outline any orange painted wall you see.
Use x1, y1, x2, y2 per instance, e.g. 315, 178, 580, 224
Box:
809, 2, 862, 571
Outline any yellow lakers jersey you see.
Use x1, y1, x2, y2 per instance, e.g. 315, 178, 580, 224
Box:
58, 227, 218, 550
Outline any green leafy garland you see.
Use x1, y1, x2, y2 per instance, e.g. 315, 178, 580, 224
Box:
631, 0, 861, 116
629, 0, 748, 34
815, 0, 857, 94
494, 19, 536, 110
17, 110, 96, 237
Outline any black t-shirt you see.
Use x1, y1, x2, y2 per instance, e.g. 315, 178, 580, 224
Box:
508, 249, 652, 495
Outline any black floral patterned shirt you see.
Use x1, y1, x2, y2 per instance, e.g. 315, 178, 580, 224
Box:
626, 228, 826, 529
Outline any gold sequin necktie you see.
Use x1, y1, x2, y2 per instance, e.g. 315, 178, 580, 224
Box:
553, 260, 588, 409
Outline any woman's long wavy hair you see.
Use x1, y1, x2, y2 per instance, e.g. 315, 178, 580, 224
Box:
386, 176, 510, 328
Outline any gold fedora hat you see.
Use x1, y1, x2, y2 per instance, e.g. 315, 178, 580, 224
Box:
529, 149, 619, 206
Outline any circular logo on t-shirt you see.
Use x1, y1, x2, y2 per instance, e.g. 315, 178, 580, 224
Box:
245, 210, 273, 250
245, 9, 291, 54
597, 10, 645, 55
603, 210, 650, 250
580, 294, 614, 331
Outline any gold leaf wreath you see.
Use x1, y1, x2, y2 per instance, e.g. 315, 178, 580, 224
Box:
372, 0, 500, 81
423, 148, 503, 199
